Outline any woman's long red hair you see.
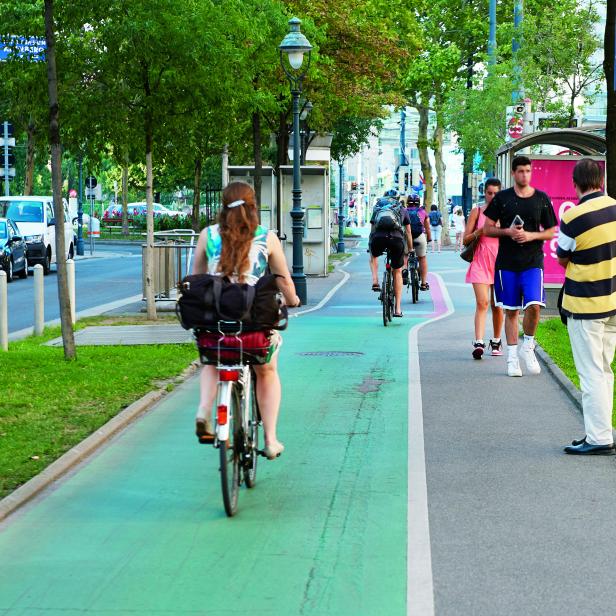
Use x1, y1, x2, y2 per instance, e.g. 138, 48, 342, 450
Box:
217, 181, 259, 282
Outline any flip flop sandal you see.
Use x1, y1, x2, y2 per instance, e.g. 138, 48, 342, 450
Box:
371, 283, 380, 291
393, 312, 404, 318
196, 419, 215, 444
420, 283, 430, 291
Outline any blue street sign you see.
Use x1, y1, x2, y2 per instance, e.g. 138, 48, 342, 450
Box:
0, 36, 46, 62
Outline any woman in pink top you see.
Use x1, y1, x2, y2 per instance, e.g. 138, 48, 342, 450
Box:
463, 179, 504, 359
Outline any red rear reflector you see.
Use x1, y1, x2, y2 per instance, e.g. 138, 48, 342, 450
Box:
219, 370, 240, 381
217, 405, 228, 425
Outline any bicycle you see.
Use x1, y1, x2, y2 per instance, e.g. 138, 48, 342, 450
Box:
379, 251, 394, 326
406, 250, 420, 304
195, 323, 269, 517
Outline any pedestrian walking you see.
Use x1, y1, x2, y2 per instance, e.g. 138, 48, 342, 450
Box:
557, 159, 616, 455
483, 155, 558, 377
463, 178, 504, 359
428, 204, 443, 252
452, 207, 465, 251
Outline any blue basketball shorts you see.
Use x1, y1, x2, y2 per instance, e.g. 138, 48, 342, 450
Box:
494, 268, 546, 310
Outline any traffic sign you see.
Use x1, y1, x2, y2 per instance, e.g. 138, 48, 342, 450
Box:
85, 175, 97, 189
0, 36, 46, 62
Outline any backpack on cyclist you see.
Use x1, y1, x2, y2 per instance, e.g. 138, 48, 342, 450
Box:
429, 210, 442, 226
176, 273, 288, 332
407, 208, 424, 239
372, 199, 403, 232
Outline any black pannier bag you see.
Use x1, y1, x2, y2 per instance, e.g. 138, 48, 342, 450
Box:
176, 273, 288, 332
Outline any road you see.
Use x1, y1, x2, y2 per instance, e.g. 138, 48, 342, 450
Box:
5, 243, 143, 333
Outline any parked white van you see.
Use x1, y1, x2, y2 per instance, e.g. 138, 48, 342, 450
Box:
0, 196, 75, 275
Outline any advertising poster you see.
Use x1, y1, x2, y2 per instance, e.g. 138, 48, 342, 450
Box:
530, 157, 605, 284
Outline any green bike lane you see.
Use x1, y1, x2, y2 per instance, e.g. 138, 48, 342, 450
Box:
0, 252, 435, 616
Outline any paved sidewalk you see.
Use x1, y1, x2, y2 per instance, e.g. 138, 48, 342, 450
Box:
423, 252, 616, 614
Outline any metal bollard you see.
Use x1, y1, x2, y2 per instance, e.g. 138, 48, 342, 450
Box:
33, 264, 44, 336
67, 259, 76, 325
0, 270, 7, 351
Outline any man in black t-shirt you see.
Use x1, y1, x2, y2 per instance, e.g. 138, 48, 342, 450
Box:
484, 155, 558, 378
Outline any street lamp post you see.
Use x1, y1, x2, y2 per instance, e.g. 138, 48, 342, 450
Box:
337, 162, 345, 253
279, 17, 312, 306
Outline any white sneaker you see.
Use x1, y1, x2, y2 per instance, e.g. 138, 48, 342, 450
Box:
519, 343, 541, 375
507, 358, 522, 377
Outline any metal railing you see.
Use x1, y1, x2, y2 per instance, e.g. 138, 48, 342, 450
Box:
142, 229, 198, 300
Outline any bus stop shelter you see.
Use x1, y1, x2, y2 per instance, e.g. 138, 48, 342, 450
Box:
496, 127, 606, 187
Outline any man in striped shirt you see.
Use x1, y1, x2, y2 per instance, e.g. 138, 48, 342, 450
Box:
557, 158, 616, 455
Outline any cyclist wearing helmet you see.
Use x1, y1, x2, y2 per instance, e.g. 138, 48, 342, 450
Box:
369, 190, 413, 317
405, 195, 432, 290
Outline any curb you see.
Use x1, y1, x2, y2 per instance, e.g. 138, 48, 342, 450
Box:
535, 345, 582, 411
0, 360, 200, 524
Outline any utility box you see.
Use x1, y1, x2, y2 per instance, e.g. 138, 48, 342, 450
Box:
227, 166, 277, 231
279, 165, 330, 276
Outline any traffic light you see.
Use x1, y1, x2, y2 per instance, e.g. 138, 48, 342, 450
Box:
351, 181, 358, 191
404, 172, 410, 190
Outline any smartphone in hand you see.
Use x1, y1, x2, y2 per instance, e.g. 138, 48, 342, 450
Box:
510, 214, 524, 229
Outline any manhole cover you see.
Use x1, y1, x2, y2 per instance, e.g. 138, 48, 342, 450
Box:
298, 351, 365, 357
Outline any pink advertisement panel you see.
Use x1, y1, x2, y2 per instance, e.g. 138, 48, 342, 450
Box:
530, 157, 605, 284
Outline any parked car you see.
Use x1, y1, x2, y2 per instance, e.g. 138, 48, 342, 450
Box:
0, 217, 28, 281
102, 202, 180, 219
0, 196, 74, 275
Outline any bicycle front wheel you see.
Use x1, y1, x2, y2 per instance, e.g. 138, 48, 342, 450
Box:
387, 271, 394, 321
244, 372, 260, 489
411, 268, 419, 304
220, 386, 242, 517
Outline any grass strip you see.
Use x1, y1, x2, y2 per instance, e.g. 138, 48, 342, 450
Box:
0, 318, 196, 498
535, 317, 616, 424
328, 252, 352, 273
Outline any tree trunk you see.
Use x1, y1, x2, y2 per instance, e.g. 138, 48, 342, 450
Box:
192, 156, 202, 232
252, 111, 262, 219
432, 116, 451, 245
24, 118, 36, 195
605, 2, 616, 197
568, 76, 577, 128
144, 114, 156, 320
416, 103, 434, 208
44, 0, 75, 359
221, 144, 228, 188
121, 158, 129, 235
274, 111, 289, 235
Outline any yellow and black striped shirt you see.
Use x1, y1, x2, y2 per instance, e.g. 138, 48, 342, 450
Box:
557, 192, 616, 319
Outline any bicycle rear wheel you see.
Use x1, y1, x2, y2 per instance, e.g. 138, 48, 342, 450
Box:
381, 270, 389, 326
220, 386, 242, 517
244, 371, 260, 489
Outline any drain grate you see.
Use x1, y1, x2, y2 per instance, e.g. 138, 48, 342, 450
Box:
298, 351, 365, 357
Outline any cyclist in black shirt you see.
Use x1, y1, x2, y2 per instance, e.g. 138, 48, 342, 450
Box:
483, 155, 558, 377
369, 190, 414, 317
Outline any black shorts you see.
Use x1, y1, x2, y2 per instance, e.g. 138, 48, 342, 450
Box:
369, 233, 405, 269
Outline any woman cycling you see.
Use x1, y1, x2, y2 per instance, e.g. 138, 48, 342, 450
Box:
191, 182, 300, 459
